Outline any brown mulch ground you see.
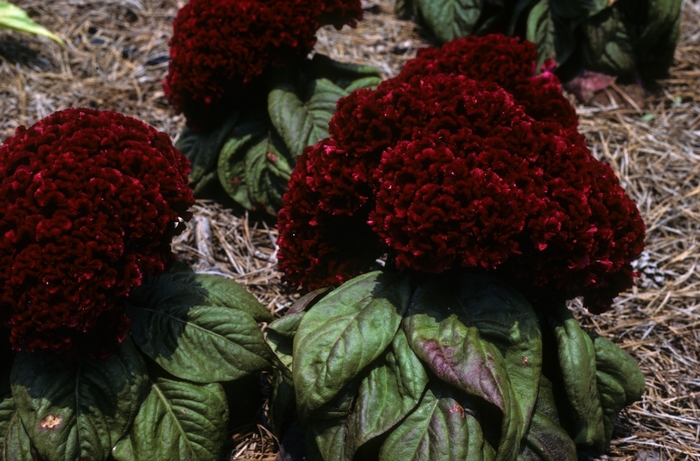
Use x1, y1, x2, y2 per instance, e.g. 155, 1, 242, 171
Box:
1, 0, 699, 460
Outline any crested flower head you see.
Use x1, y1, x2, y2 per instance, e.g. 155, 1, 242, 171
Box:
0, 108, 195, 358
277, 37, 645, 313
164, 0, 363, 130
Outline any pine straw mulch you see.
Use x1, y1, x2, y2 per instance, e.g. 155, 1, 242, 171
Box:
1, 0, 699, 460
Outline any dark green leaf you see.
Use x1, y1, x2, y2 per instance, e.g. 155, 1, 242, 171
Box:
507, 0, 535, 36
268, 78, 346, 159
307, 54, 382, 91
127, 294, 271, 384
265, 312, 306, 385
268, 372, 295, 436
2, 411, 35, 461
379, 384, 497, 461
637, 0, 682, 80
293, 271, 411, 422
11, 338, 148, 461
580, 6, 636, 75
403, 279, 521, 460
526, 0, 556, 69
519, 376, 577, 461
344, 330, 428, 459
589, 333, 645, 443
415, 0, 484, 43
0, 389, 14, 456
113, 378, 228, 461
194, 273, 273, 322
175, 111, 239, 194
549, 304, 605, 451
309, 418, 346, 461
456, 274, 542, 445
216, 115, 293, 214
548, 0, 608, 19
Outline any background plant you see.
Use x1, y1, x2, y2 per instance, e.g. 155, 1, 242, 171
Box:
0, 109, 273, 461
0, 1, 63, 45
395, 0, 682, 84
267, 35, 646, 460
166, 0, 382, 215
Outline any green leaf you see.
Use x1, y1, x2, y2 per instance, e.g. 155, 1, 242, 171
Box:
519, 376, 577, 461
175, 111, 239, 195
549, 304, 605, 452
0, 2, 64, 45
265, 312, 306, 385
548, 0, 608, 19
193, 273, 273, 322
637, 0, 682, 79
127, 270, 272, 383
309, 418, 347, 461
268, 372, 295, 436
269, 78, 346, 160
507, 0, 535, 36
216, 115, 293, 215
10, 338, 148, 461
526, 0, 556, 70
379, 384, 497, 461
580, 6, 636, 75
0, 389, 14, 456
307, 54, 382, 91
415, 0, 484, 43
588, 332, 644, 444
344, 330, 428, 459
293, 271, 412, 422
456, 274, 542, 445
403, 279, 521, 460
2, 411, 35, 461
113, 378, 228, 461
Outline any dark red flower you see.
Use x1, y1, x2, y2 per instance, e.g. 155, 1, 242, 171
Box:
0, 108, 195, 358
164, 0, 362, 130
277, 54, 644, 312
396, 35, 579, 129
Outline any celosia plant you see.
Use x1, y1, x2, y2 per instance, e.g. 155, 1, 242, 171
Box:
0, 110, 274, 461
266, 35, 646, 460
167, 0, 382, 215
278, 35, 643, 313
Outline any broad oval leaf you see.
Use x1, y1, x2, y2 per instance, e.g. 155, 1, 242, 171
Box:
0, 390, 15, 455
580, 6, 636, 75
114, 378, 228, 461
456, 274, 542, 443
309, 418, 346, 461
379, 384, 497, 461
10, 338, 148, 461
344, 329, 428, 459
416, 0, 484, 43
2, 411, 35, 461
269, 78, 347, 160
293, 271, 412, 422
403, 279, 522, 460
128, 300, 271, 384
549, 304, 605, 451
589, 332, 644, 444
194, 273, 273, 322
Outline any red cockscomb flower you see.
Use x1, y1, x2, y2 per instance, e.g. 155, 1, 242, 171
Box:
396, 34, 579, 129
277, 62, 644, 313
0, 108, 195, 358
164, 0, 363, 130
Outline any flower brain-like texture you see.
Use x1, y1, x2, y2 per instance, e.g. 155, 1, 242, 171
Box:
164, 0, 363, 128
0, 108, 195, 358
277, 37, 645, 313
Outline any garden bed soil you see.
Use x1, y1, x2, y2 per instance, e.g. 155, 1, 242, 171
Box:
1, 0, 699, 459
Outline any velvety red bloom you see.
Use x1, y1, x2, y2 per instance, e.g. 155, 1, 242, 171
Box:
164, 0, 362, 130
396, 35, 579, 129
0, 108, 195, 358
278, 60, 644, 312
